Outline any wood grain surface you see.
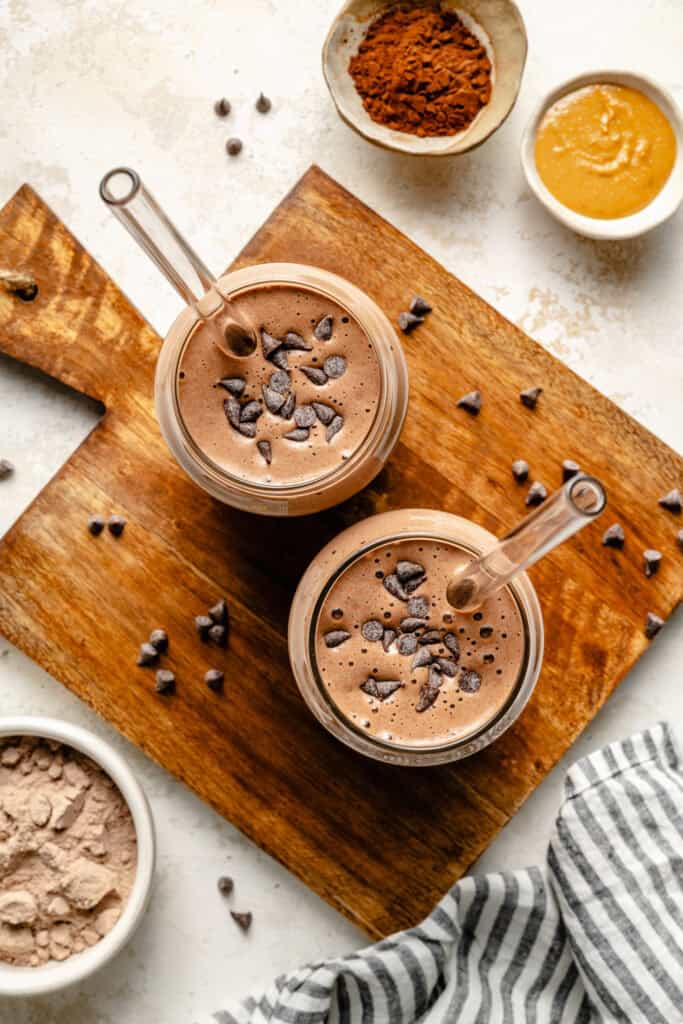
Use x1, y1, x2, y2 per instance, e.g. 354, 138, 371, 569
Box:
0, 168, 681, 938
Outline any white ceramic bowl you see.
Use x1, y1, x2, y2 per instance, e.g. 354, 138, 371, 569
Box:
521, 70, 683, 240
0, 717, 155, 997
323, 0, 528, 156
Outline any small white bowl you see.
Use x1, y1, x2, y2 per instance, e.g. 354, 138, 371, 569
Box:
323, 0, 528, 156
0, 717, 155, 997
521, 70, 683, 240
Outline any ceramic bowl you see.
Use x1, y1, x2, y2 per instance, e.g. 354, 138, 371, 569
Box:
322, 0, 528, 156
521, 70, 683, 240
0, 717, 155, 997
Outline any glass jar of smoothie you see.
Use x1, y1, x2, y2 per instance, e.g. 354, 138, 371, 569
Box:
100, 170, 408, 516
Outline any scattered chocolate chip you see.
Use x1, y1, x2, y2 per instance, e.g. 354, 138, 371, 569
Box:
410, 296, 432, 317
602, 523, 625, 549
149, 629, 169, 653
214, 98, 231, 117
677, 530, 683, 553
326, 415, 344, 442
520, 386, 542, 410
217, 875, 233, 895
255, 92, 272, 113
419, 629, 442, 646
137, 642, 159, 667
397, 634, 418, 656
399, 617, 424, 634
280, 391, 296, 419
644, 612, 664, 639
205, 669, 224, 693
108, 515, 126, 537
383, 574, 408, 601
224, 396, 242, 429
262, 386, 286, 414
659, 488, 682, 514
294, 405, 316, 428
209, 600, 228, 625
512, 460, 529, 484
284, 428, 309, 443
283, 331, 311, 352
312, 402, 335, 425
88, 515, 105, 536
479, 625, 493, 638
257, 440, 272, 465
382, 628, 397, 652
301, 366, 327, 386
643, 549, 662, 577
323, 355, 346, 379
269, 369, 291, 394
230, 911, 252, 932
411, 647, 433, 670
398, 311, 423, 334
314, 315, 333, 341
416, 682, 440, 712
155, 669, 175, 695
0, 458, 14, 480
261, 331, 282, 360
396, 560, 425, 583
195, 615, 213, 640
436, 658, 457, 677
226, 137, 243, 157
428, 664, 443, 689
407, 595, 429, 619
239, 400, 261, 424
361, 620, 385, 642
562, 460, 580, 482
459, 668, 482, 693
361, 677, 402, 700
456, 390, 481, 415
525, 482, 547, 506
443, 632, 460, 660
331, 608, 344, 620
271, 349, 289, 370
238, 422, 257, 438
208, 624, 228, 647
217, 377, 246, 397
324, 629, 350, 648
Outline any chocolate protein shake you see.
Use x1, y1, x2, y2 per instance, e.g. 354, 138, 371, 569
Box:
314, 537, 526, 749
177, 285, 381, 486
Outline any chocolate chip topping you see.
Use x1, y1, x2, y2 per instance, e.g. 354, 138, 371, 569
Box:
214, 97, 231, 117
149, 628, 169, 653
312, 402, 335, 425
419, 629, 442, 646
261, 330, 282, 360
314, 315, 334, 341
205, 669, 224, 693
659, 488, 682, 514
280, 391, 296, 420
323, 355, 347, 379
443, 632, 460, 660
512, 460, 529, 483
428, 664, 443, 689
137, 642, 159, 667
155, 669, 175, 695
436, 658, 458, 677
326, 415, 344, 442
237, 422, 257, 438
108, 515, 126, 537
217, 875, 233, 895
602, 523, 625, 549
397, 634, 418, 656
240, 400, 262, 423
562, 460, 580, 482
399, 617, 424, 634
520, 386, 542, 410
226, 138, 242, 157
269, 369, 291, 394
410, 296, 432, 317
224, 396, 242, 428
361, 620, 384, 642
283, 331, 311, 352
416, 681, 440, 712
459, 668, 482, 693
383, 574, 409, 601
209, 600, 228, 624
643, 549, 662, 577
324, 629, 351, 648
230, 911, 252, 932
407, 595, 429, 619
398, 311, 424, 334
294, 405, 316, 428
255, 92, 272, 113
0, 459, 14, 480
208, 623, 228, 647
525, 482, 547, 506
284, 428, 309, 443
411, 647, 433, 670
262, 386, 286, 414
301, 366, 328, 386
88, 516, 105, 536
645, 612, 664, 639
271, 348, 289, 370
361, 678, 402, 700
456, 390, 481, 415
257, 440, 272, 465
195, 615, 213, 640
382, 628, 397, 652
217, 377, 246, 397
396, 560, 425, 583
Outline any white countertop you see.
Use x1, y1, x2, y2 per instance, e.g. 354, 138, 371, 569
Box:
1, 0, 681, 1020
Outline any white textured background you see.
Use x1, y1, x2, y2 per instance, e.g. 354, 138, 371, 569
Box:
0, 0, 682, 1021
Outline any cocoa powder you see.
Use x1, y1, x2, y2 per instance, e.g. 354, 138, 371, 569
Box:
348, 4, 492, 137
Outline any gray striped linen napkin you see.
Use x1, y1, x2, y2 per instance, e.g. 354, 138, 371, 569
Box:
211, 723, 683, 1024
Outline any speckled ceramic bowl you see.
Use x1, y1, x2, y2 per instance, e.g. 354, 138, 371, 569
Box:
322, 0, 528, 156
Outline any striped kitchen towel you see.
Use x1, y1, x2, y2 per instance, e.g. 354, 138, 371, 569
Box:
213, 723, 683, 1024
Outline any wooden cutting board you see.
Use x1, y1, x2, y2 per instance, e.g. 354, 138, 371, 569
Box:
1, 168, 681, 939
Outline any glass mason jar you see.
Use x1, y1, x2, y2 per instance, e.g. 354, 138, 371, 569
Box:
288, 509, 544, 767
154, 263, 409, 516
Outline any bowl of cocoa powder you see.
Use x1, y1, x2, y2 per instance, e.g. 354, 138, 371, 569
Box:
0, 717, 155, 996
323, 0, 527, 156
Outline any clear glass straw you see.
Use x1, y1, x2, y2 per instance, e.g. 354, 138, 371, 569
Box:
447, 474, 607, 612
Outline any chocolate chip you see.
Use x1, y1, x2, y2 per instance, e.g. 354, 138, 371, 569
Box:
404, 574, 426, 594
361, 620, 384, 642
323, 355, 346, 379
459, 668, 481, 693
512, 460, 529, 483
314, 315, 333, 341
520, 386, 542, 410
261, 331, 282, 360
525, 482, 547, 506
205, 669, 224, 693
217, 875, 233, 895
562, 460, 580, 482
301, 366, 328, 386
195, 615, 213, 640
226, 137, 243, 156
361, 678, 402, 700
456, 390, 481, 415
396, 560, 425, 583
326, 415, 344, 442
398, 311, 423, 334
645, 612, 664, 639
602, 523, 625, 549
397, 633, 418, 656
428, 664, 443, 689
271, 349, 289, 370
479, 625, 493, 638
410, 296, 432, 316
238, 422, 257, 438
257, 440, 272, 465
399, 617, 424, 633
416, 682, 440, 712
383, 574, 409, 601
108, 515, 126, 537
382, 628, 397, 652
443, 632, 460, 659
643, 549, 662, 577
88, 515, 105, 536
283, 331, 311, 352
224, 396, 242, 428
269, 369, 291, 394
255, 92, 271, 113
331, 608, 344, 620
230, 911, 252, 932
324, 629, 350, 648
217, 377, 246, 397
149, 629, 169, 653
312, 402, 335, 425
240, 400, 262, 423
419, 629, 442, 645
436, 658, 457, 677
137, 642, 159, 667
659, 488, 682, 514
0, 458, 14, 480
214, 97, 231, 117
284, 428, 309, 442
155, 669, 175, 695
209, 600, 228, 625
294, 405, 316, 428
262, 386, 286, 414
411, 647, 433, 670
407, 595, 429, 619
280, 391, 296, 419
208, 624, 228, 647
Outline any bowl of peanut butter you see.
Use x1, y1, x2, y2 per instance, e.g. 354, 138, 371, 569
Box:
521, 70, 683, 239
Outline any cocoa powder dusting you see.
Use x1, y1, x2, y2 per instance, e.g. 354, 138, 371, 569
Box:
348, 4, 492, 137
